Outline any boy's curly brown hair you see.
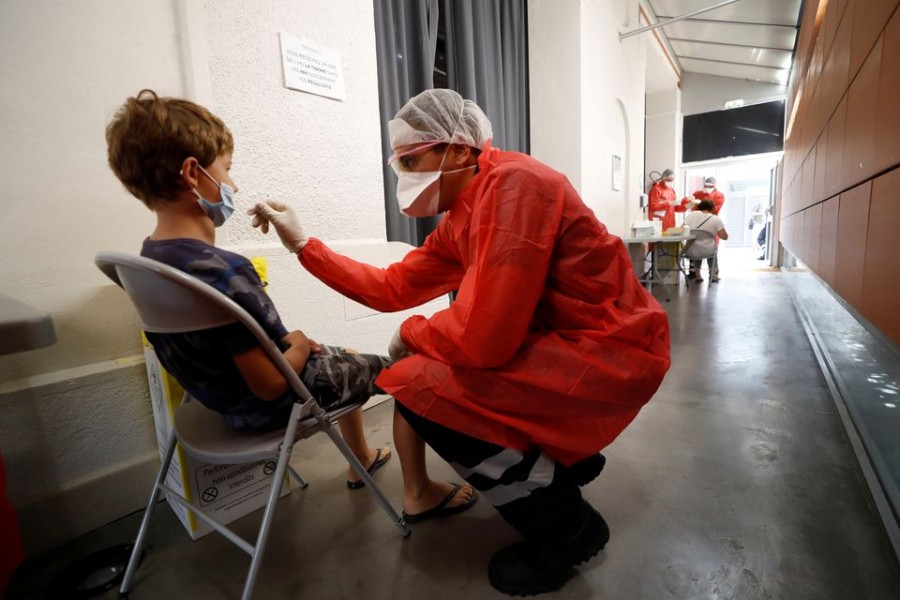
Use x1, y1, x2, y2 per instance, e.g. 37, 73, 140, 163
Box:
106, 89, 233, 208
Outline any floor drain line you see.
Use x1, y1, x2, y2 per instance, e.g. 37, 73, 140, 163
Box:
788, 279, 900, 565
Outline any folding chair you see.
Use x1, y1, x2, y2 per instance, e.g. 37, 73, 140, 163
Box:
95, 251, 410, 600
682, 228, 719, 286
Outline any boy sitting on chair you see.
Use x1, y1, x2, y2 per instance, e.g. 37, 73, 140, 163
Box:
104, 89, 477, 514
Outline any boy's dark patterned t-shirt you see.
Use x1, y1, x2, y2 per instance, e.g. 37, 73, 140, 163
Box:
140, 238, 294, 431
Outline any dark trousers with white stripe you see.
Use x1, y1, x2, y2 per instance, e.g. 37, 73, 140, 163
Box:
395, 401, 602, 544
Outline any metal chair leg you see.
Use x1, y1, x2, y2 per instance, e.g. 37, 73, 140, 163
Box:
240, 416, 303, 600
287, 465, 308, 489
118, 428, 178, 596
320, 419, 411, 537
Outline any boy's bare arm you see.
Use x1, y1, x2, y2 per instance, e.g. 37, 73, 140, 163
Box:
232, 330, 311, 401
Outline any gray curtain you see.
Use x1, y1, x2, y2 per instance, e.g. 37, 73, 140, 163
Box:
373, 0, 442, 245
444, 0, 529, 153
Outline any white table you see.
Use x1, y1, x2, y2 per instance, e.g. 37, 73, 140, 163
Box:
622, 234, 695, 302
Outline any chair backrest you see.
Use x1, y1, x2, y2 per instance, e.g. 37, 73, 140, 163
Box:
96, 251, 314, 405
684, 227, 718, 259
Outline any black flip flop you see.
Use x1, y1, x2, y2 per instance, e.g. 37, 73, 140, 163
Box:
402, 483, 478, 524
346, 447, 391, 490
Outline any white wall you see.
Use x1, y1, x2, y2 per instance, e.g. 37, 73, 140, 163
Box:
645, 88, 683, 196
0, 0, 443, 554
529, 0, 651, 237
681, 72, 787, 116
527, 0, 583, 192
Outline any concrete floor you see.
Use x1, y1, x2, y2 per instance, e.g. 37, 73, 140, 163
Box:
9, 249, 900, 599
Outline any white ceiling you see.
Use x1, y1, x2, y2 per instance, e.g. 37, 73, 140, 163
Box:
642, 0, 803, 85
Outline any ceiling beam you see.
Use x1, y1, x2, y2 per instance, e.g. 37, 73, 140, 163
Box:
668, 37, 793, 52
620, 0, 745, 40
656, 15, 799, 29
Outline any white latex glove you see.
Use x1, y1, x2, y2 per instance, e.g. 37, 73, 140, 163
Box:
388, 327, 411, 361
247, 200, 309, 253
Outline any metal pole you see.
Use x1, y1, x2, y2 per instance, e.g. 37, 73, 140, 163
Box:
620, 0, 745, 40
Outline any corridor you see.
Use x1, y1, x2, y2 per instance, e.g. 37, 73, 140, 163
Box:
9, 252, 900, 599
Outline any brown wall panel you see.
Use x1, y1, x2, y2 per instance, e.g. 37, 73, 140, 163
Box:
849, 0, 898, 78
803, 153, 818, 211
819, 196, 840, 286
823, 0, 850, 60
820, 1, 854, 122
875, 8, 900, 173
814, 128, 829, 204
842, 36, 883, 190
825, 96, 848, 197
798, 208, 810, 264
861, 167, 900, 344
807, 202, 824, 273
833, 181, 872, 308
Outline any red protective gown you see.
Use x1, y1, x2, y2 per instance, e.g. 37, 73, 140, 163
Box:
691, 188, 725, 215
299, 143, 671, 465
647, 180, 688, 231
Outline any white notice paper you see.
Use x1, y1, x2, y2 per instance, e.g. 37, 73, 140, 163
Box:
279, 32, 346, 101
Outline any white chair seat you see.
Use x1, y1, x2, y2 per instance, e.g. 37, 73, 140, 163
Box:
174, 400, 361, 464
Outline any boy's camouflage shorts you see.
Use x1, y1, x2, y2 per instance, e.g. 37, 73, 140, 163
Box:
301, 344, 393, 409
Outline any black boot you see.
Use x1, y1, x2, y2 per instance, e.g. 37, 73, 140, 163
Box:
488, 502, 610, 596
564, 452, 606, 487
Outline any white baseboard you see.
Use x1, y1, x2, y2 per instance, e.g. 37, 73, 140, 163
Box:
16, 451, 160, 557
16, 396, 393, 556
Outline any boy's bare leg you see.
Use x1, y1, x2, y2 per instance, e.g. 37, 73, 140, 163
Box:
393, 404, 475, 515
339, 407, 389, 483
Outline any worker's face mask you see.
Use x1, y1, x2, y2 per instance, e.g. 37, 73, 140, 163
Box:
193, 166, 236, 227
704, 186, 714, 192
391, 147, 472, 217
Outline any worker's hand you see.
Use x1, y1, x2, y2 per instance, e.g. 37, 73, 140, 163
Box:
248, 200, 309, 253
388, 327, 411, 361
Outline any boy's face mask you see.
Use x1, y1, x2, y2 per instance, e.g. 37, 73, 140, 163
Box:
193, 166, 235, 227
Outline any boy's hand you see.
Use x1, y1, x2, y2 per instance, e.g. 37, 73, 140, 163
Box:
308, 338, 322, 354
283, 330, 310, 350
248, 200, 309, 253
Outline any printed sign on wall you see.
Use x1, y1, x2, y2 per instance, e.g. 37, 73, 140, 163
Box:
279, 32, 346, 101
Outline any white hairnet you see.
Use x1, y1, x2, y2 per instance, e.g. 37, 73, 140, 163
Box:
388, 89, 493, 151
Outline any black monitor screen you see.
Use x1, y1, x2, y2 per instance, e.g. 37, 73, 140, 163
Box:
682, 100, 785, 163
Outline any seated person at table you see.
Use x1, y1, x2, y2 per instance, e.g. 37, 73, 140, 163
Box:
104, 89, 477, 515
684, 200, 728, 283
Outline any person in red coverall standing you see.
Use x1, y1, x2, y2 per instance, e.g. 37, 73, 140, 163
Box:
248, 89, 671, 596
690, 176, 725, 215
647, 168, 689, 231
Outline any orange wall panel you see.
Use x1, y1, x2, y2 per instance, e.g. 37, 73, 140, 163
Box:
825, 96, 848, 197
875, 8, 900, 173
833, 181, 872, 309
803, 153, 818, 211
849, 0, 898, 79
842, 36, 882, 190
814, 129, 829, 204
807, 202, 824, 273
862, 167, 900, 344
820, 2, 854, 123
819, 196, 840, 286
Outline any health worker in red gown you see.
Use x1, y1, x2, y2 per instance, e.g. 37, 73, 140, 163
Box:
647, 168, 688, 231
248, 89, 671, 596
690, 176, 725, 215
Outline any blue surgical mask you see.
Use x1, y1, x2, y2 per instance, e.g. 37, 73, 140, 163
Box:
193, 166, 235, 227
